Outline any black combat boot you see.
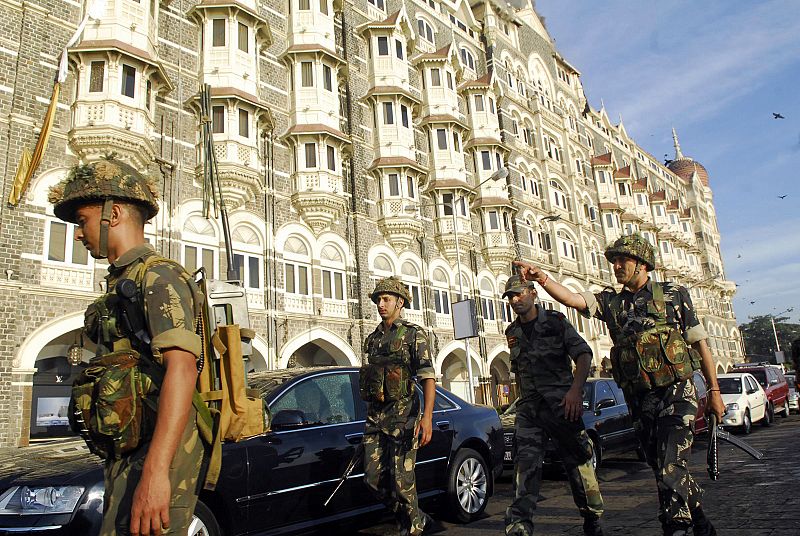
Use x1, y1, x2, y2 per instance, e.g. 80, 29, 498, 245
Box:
583, 514, 604, 536
691, 507, 717, 536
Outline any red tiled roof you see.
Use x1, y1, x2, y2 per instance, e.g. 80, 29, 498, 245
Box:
464, 137, 504, 149
591, 152, 612, 165
414, 45, 450, 63
599, 202, 621, 210
613, 165, 631, 178
631, 179, 648, 191
667, 199, 680, 211
363, 85, 421, 103
284, 123, 349, 141
367, 156, 425, 172
649, 191, 666, 202
459, 74, 491, 90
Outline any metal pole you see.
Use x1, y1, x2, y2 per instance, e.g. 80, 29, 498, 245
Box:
451, 194, 475, 404
771, 315, 781, 353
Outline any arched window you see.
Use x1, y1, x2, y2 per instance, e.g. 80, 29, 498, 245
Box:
232, 225, 263, 290
550, 180, 569, 210
557, 230, 576, 260
401, 261, 422, 313
525, 217, 535, 245
479, 278, 496, 321
283, 235, 311, 297
432, 267, 451, 315
417, 19, 434, 43
183, 215, 219, 277
320, 244, 346, 301
460, 47, 475, 71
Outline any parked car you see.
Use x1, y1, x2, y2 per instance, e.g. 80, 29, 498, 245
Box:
732, 363, 790, 422
717, 372, 768, 434
0, 367, 504, 535
501, 378, 643, 470
786, 374, 799, 414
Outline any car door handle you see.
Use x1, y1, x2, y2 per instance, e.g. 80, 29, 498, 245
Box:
436, 420, 450, 430
345, 433, 364, 445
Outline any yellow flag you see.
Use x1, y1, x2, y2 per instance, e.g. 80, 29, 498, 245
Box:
8, 82, 61, 206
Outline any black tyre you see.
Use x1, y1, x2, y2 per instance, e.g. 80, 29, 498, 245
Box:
741, 409, 752, 435
762, 403, 773, 427
446, 448, 489, 523
780, 400, 790, 418
587, 433, 602, 469
190, 500, 222, 536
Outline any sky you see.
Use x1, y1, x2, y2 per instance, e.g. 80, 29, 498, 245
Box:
534, 0, 800, 325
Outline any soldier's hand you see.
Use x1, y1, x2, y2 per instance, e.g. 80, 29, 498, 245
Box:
707, 389, 725, 421
415, 414, 433, 447
512, 260, 546, 285
129, 471, 171, 536
560, 386, 584, 422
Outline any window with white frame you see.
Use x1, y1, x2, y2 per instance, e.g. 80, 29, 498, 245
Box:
320, 244, 346, 301
231, 225, 263, 289
377, 36, 389, 56
550, 180, 568, 210
557, 230, 576, 260
480, 278, 496, 321
417, 19, 433, 43
401, 261, 422, 312
525, 218, 535, 245
473, 94, 484, 112
487, 210, 500, 230
432, 268, 450, 315
284, 236, 311, 296
183, 215, 218, 277
538, 230, 552, 251
460, 48, 475, 70
45, 220, 90, 265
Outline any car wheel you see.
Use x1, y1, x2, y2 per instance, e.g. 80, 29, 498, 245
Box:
762, 403, 773, 426
780, 400, 790, 418
741, 409, 752, 435
587, 433, 602, 469
190, 500, 222, 536
446, 448, 489, 523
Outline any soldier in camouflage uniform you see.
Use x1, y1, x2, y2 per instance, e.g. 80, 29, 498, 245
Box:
361, 277, 437, 536
50, 156, 206, 536
502, 276, 604, 536
513, 233, 725, 536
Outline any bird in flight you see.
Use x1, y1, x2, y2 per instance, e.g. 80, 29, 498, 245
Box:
750, 300, 756, 305
542, 215, 561, 222
773, 113, 785, 119
737, 254, 742, 258
778, 195, 788, 199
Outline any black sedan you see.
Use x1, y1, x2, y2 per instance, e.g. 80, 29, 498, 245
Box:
501, 378, 643, 470
0, 366, 504, 535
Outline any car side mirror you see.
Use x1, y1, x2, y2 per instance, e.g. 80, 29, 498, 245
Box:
595, 398, 615, 411
271, 409, 307, 431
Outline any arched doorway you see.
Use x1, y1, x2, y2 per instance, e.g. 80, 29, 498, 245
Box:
279, 328, 358, 368
439, 351, 482, 403
489, 355, 513, 408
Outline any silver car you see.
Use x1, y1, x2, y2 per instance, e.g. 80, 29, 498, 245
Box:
786, 374, 799, 413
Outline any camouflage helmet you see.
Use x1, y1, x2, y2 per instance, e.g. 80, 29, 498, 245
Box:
502, 274, 536, 298
48, 156, 159, 224
371, 276, 412, 306
604, 233, 656, 271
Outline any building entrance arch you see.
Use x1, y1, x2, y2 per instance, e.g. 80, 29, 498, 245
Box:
279, 328, 358, 368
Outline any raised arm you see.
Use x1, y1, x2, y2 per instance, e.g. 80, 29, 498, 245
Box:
513, 260, 589, 312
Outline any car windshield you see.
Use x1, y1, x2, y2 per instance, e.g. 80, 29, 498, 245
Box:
747, 370, 768, 387
718, 377, 742, 394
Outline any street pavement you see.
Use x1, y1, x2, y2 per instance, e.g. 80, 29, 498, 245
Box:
347, 413, 800, 536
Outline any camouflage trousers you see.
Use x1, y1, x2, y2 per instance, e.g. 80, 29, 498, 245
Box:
628, 378, 702, 531
363, 419, 425, 536
505, 397, 603, 535
100, 408, 206, 536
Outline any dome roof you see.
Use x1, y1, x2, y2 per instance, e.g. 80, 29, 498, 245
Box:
667, 128, 710, 187
668, 158, 709, 187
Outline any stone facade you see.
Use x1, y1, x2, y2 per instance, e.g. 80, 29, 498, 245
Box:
0, 0, 743, 446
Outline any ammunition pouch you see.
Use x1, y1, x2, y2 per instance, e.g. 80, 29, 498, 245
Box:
68, 349, 158, 460
611, 327, 698, 395
359, 362, 412, 403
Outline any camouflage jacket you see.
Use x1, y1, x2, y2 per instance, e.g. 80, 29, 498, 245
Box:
85, 244, 203, 363
362, 318, 435, 436
506, 305, 592, 408
579, 279, 707, 346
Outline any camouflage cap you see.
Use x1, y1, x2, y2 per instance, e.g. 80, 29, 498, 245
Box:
604, 233, 656, 271
48, 156, 159, 223
502, 274, 536, 298
371, 276, 412, 306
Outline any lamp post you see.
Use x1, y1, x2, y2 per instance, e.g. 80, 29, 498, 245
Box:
405, 167, 508, 404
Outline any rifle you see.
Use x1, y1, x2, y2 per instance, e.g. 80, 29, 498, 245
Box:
324, 441, 364, 507
706, 413, 763, 480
